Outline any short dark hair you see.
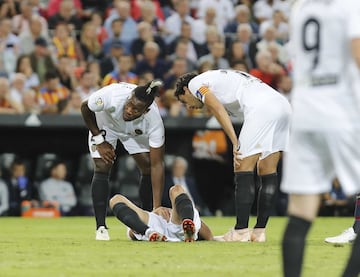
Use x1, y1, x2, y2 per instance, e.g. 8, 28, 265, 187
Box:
134, 80, 163, 107
174, 72, 197, 98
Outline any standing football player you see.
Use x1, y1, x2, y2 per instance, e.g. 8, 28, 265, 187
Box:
81, 80, 167, 240
175, 69, 291, 242
281, 0, 360, 276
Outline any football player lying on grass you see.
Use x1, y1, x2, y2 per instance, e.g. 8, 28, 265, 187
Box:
110, 184, 214, 242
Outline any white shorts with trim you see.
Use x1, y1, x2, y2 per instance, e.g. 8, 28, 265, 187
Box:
88, 128, 150, 158
133, 207, 201, 242
281, 130, 360, 196
239, 96, 291, 160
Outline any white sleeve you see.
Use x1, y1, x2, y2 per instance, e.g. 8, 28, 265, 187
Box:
87, 86, 112, 112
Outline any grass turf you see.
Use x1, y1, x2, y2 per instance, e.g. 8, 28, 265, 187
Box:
0, 216, 354, 277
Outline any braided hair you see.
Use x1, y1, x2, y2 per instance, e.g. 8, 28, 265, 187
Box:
174, 72, 197, 99
134, 79, 163, 107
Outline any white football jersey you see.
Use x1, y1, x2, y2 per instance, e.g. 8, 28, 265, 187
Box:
188, 69, 286, 118
290, 0, 360, 130
87, 83, 165, 148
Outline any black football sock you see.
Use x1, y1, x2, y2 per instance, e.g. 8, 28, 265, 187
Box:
139, 175, 152, 211
91, 172, 110, 229
282, 215, 311, 277
342, 231, 360, 277
352, 195, 360, 234
255, 173, 278, 228
234, 171, 255, 229
112, 202, 148, 235
175, 193, 194, 221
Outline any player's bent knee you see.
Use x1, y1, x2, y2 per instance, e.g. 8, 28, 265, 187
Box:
109, 194, 127, 208
169, 184, 185, 199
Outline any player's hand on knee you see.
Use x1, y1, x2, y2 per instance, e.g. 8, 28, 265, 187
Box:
153, 207, 171, 222
233, 145, 242, 167
97, 142, 116, 164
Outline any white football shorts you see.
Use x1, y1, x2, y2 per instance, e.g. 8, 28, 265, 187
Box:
238, 95, 291, 160
281, 130, 360, 196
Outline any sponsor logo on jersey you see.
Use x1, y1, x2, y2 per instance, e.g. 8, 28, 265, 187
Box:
135, 129, 143, 135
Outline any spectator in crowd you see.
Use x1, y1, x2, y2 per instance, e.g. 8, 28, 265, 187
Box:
0, 0, 17, 18
104, 0, 138, 53
12, 1, 48, 37
253, 0, 287, 24
196, 0, 235, 31
233, 23, 258, 68
131, 21, 167, 62
61, 91, 82, 115
75, 70, 98, 100
0, 77, 22, 114
102, 54, 138, 86
163, 57, 188, 91
79, 21, 104, 62
87, 60, 103, 87
168, 21, 199, 65
226, 40, 251, 69
88, 11, 108, 46
256, 25, 288, 65
162, 156, 210, 216
14, 54, 40, 90
135, 0, 165, 35
47, 0, 83, 19
230, 59, 249, 72
0, 17, 20, 75
29, 37, 57, 84
134, 41, 170, 80
22, 89, 40, 114
81, 80, 166, 240
196, 25, 223, 58
100, 40, 124, 78
9, 73, 26, 109
48, 0, 83, 31
39, 160, 77, 216
164, 0, 195, 44
56, 55, 77, 91
197, 40, 229, 70
6, 159, 34, 216
259, 9, 288, 44
0, 172, 9, 216
37, 70, 70, 114
110, 184, 214, 242
168, 39, 197, 72
102, 18, 125, 56
192, 7, 222, 45
224, 4, 259, 36
51, 23, 83, 64
19, 15, 48, 55
249, 50, 285, 89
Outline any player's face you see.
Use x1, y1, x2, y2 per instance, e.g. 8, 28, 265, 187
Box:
178, 87, 204, 109
123, 95, 148, 121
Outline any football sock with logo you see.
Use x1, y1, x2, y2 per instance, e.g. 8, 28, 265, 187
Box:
255, 173, 278, 228
282, 215, 311, 277
234, 171, 255, 229
139, 175, 152, 211
342, 231, 360, 277
175, 193, 194, 221
91, 172, 110, 229
352, 195, 360, 234
112, 202, 148, 235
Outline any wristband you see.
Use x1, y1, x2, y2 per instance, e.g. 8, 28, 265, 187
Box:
91, 130, 106, 145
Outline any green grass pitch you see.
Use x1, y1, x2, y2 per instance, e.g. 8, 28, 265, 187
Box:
0, 216, 354, 277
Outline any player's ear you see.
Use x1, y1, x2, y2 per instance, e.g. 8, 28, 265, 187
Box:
183, 86, 188, 94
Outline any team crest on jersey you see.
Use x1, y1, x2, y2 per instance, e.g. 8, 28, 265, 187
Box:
135, 129, 143, 135
95, 97, 103, 107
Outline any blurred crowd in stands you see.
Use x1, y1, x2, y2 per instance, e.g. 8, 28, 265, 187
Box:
0, 0, 292, 116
